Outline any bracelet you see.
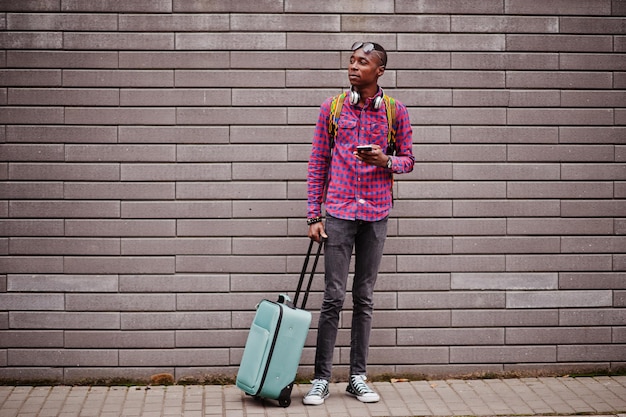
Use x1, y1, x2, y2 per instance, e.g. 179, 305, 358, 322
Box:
307, 216, 323, 226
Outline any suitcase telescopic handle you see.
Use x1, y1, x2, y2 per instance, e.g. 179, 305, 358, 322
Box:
293, 238, 324, 310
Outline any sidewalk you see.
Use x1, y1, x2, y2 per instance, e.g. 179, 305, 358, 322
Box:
0, 376, 625, 417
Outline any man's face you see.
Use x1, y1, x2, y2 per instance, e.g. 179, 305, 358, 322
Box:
348, 47, 385, 88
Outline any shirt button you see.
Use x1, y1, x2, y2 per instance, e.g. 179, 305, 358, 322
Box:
358, 199, 365, 204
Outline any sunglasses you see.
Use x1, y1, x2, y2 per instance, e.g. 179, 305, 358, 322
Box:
351, 42, 376, 54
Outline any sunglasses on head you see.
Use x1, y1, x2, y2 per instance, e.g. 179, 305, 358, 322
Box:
351, 42, 375, 53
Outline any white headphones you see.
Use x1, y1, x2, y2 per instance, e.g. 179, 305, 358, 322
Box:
349, 86, 384, 109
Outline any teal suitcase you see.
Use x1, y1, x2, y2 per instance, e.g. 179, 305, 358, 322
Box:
236, 239, 323, 407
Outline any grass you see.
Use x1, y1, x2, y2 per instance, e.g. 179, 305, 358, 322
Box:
1, 367, 625, 387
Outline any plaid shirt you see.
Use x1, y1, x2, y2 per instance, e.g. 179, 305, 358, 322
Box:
307, 90, 415, 222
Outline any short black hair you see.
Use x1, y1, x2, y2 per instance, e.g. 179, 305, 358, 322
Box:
371, 43, 387, 67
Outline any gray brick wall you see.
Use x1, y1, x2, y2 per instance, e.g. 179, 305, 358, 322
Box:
0, 1, 624, 383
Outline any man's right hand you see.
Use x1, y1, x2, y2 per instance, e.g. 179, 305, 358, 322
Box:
308, 222, 328, 243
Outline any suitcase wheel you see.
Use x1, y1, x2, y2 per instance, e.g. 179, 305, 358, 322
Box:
278, 383, 293, 407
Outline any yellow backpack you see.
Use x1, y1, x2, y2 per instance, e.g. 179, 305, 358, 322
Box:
325, 91, 399, 203
327, 91, 397, 156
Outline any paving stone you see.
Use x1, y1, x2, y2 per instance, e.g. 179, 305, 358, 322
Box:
0, 363, 625, 417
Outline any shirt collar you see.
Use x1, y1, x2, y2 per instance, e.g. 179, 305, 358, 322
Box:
364, 87, 383, 109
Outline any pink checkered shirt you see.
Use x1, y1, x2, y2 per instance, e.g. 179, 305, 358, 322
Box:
307, 91, 415, 222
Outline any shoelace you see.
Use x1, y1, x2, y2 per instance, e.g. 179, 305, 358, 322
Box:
309, 380, 327, 396
351, 376, 374, 394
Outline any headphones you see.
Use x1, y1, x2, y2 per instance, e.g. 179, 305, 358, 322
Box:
349, 86, 384, 109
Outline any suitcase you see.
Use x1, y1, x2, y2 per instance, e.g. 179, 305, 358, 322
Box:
236, 239, 324, 407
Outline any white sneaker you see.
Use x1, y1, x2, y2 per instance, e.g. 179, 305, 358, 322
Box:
346, 375, 380, 403
303, 379, 329, 405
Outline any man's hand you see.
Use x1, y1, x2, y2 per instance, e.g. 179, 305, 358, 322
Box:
354, 144, 389, 167
308, 221, 328, 243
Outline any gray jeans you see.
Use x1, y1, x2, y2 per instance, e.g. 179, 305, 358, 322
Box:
314, 214, 388, 380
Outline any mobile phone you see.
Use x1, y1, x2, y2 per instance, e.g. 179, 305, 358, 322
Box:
357, 145, 372, 152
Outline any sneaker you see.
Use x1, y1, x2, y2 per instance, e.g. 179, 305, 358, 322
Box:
346, 375, 380, 403
303, 379, 329, 405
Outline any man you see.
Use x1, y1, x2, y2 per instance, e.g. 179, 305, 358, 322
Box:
304, 42, 415, 405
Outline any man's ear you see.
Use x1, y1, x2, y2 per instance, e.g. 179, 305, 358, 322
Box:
377, 65, 385, 77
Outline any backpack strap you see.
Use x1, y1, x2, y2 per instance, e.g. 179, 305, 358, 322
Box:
327, 92, 347, 151
383, 95, 398, 205
384, 95, 397, 156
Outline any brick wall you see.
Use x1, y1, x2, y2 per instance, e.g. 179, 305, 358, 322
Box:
0, 0, 625, 384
